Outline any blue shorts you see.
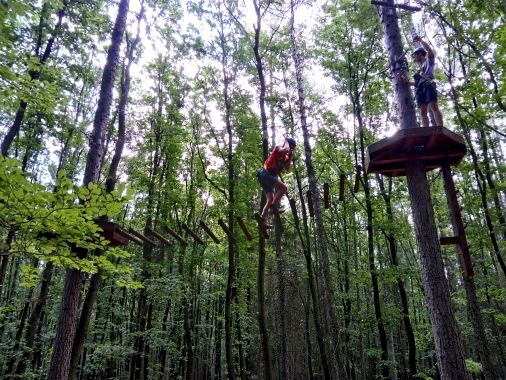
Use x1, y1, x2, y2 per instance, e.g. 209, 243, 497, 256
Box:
416, 83, 437, 107
257, 168, 278, 193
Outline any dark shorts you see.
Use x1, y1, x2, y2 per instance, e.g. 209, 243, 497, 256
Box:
257, 168, 278, 193
415, 83, 437, 107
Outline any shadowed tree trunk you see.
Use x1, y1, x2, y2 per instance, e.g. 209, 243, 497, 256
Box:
378, 3, 469, 378
251, 0, 274, 378
215, 9, 238, 379
282, 63, 332, 379
68, 6, 143, 379
46, 0, 129, 378
289, 1, 346, 378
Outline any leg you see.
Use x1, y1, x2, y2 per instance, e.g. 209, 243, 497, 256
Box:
428, 102, 443, 127
260, 192, 274, 219
419, 104, 430, 128
272, 180, 287, 206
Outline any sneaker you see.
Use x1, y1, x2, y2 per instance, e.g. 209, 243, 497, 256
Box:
269, 204, 286, 214
258, 216, 272, 229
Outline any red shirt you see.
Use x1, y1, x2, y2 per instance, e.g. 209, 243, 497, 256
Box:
264, 147, 291, 176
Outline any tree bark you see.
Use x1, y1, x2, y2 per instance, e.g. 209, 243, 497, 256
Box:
14, 262, 54, 375
378, 2, 470, 378
405, 162, 470, 379
47, 1, 129, 378
217, 9, 238, 379
283, 63, 332, 380
289, 1, 346, 378
68, 8, 143, 378
251, 1, 274, 378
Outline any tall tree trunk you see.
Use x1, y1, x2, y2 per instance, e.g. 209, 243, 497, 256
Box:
252, 1, 274, 378
378, 2, 470, 379
68, 7, 143, 379
274, 213, 289, 379
283, 65, 332, 379
289, 1, 346, 378
46, 1, 129, 378
14, 262, 54, 375
270, 87, 288, 380
217, 10, 238, 379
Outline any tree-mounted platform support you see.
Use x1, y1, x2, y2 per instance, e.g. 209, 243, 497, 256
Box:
366, 127, 467, 177
95, 220, 142, 246
366, 126, 473, 278
254, 213, 270, 240
441, 164, 474, 279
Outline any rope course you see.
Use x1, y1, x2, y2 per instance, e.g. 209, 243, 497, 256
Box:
92, 172, 365, 250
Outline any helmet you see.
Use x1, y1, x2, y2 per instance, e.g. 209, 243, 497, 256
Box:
412, 47, 427, 57
285, 137, 296, 148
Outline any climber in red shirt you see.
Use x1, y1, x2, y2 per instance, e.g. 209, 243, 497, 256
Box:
256, 137, 297, 226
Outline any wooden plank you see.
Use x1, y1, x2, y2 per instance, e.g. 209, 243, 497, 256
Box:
182, 223, 205, 245
236, 217, 253, 241
353, 165, 362, 193
199, 221, 220, 244
146, 227, 172, 245
218, 219, 236, 242
128, 228, 157, 246
254, 213, 270, 239
95, 220, 131, 246
323, 182, 330, 209
371, 0, 421, 11
339, 174, 345, 201
425, 133, 439, 150
306, 190, 314, 217
165, 225, 188, 246
367, 127, 466, 158
117, 229, 143, 246
439, 236, 460, 245
371, 150, 466, 165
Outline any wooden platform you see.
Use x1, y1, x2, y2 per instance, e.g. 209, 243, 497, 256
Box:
366, 127, 467, 177
96, 220, 134, 247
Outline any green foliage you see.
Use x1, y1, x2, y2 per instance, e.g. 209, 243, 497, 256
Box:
465, 358, 484, 375
0, 157, 131, 275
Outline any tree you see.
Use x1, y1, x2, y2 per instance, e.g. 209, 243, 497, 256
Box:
377, 1, 470, 378
47, 0, 129, 378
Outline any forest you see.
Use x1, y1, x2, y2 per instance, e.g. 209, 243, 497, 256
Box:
0, 0, 505, 379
